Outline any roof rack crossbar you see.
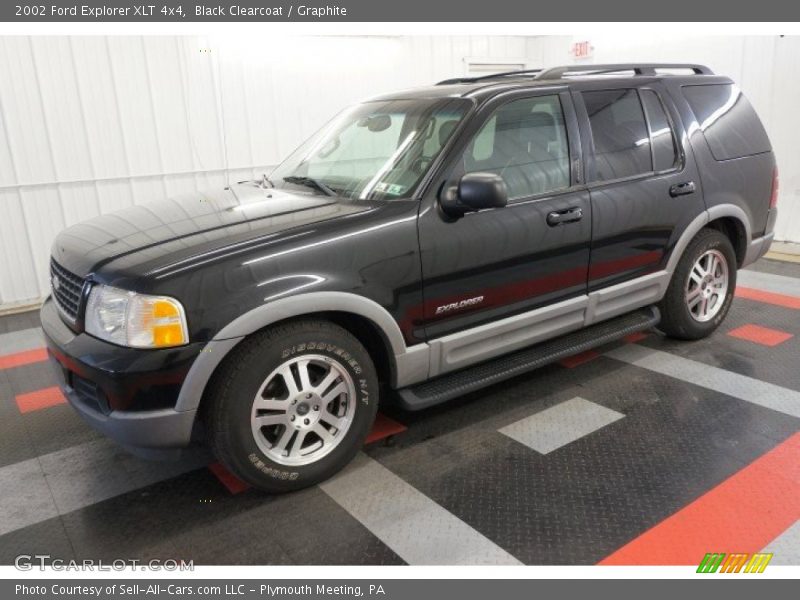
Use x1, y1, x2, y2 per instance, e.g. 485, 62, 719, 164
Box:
536, 63, 713, 79
436, 68, 543, 86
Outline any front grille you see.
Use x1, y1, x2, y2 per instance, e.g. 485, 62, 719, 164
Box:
50, 259, 85, 323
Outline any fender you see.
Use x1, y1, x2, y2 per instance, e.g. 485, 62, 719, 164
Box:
174, 291, 430, 412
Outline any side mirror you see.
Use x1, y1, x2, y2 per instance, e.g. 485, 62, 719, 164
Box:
440, 172, 508, 218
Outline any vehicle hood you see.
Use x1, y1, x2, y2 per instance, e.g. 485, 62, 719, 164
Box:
51, 184, 370, 279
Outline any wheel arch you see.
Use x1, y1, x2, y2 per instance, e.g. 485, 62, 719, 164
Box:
666, 204, 752, 275
175, 292, 428, 413
706, 216, 748, 267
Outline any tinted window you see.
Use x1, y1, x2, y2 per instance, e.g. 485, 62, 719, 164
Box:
683, 84, 771, 161
640, 90, 679, 171
583, 89, 652, 181
457, 95, 570, 200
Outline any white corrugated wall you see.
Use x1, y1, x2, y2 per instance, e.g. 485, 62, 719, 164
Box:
0, 35, 529, 309
1, 35, 797, 310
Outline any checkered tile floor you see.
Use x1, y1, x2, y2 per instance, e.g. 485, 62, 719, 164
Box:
0, 260, 798, 565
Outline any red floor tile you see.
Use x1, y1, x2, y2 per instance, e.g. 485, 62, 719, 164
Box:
15, 386, 66, 414
208, 462, 251, 495
0, 347, 48, 370
728, 324, 794, 347
365, 413, 408, 445
559, 350, 600, 369
599, 432, 800, 565
736, 286, 800, 310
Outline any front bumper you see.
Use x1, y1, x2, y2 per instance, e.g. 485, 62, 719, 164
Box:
41, 296, 203, 452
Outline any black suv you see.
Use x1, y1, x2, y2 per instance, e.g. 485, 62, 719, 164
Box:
42, 63, 777, 492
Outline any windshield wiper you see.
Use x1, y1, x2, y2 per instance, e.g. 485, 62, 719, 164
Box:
283, 175, 336, 197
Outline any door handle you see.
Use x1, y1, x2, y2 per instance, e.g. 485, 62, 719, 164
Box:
669, 181, 696, 197
546, 207, 583, 226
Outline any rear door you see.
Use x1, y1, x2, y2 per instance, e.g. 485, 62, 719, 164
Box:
575, 84, 706, 291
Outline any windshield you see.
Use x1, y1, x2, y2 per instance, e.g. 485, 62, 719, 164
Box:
269, 98, 471, 201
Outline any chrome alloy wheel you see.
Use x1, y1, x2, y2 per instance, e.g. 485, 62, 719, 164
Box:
250, 354, 356, 466
685, 249, 729, 323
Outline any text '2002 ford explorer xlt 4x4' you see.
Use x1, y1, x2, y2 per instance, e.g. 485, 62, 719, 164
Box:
42, 64, 778, 492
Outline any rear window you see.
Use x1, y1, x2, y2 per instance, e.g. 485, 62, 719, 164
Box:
683, 84, 771, 161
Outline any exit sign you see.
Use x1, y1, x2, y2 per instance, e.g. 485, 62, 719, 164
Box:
571, 41, 593, 59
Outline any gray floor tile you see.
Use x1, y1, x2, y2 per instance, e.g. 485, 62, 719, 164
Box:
0, 457, 58, 536
499, 397, 624, 454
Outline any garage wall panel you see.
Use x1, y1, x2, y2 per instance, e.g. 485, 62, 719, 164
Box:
30, 38, 95, 186
19, 188, 66, 297
0, 190, 39, 305
106, 38, 167, 194
0, 38, 57, 185
144, 38, 198, 176
767, 37, 800, 242
69, 37, 135, 213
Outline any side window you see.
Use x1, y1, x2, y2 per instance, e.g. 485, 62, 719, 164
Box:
640, 90, 679, 172
457, 95, 570, 200
583, 89, 652, 181
471, 115, 496, 161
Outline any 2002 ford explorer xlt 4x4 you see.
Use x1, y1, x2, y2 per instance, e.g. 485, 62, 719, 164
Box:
42, 64, 778, 492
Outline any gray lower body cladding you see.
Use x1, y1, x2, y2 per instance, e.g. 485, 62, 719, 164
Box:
396, 306, 660, 411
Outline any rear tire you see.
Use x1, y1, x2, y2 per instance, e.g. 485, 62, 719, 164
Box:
658, 228, 737, 340
203, 319, 379, 493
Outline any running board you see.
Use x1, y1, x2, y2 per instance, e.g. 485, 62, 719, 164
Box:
395, 306, 660, 411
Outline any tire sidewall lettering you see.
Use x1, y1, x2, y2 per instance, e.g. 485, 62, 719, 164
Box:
279, 341, 372, 407
248, 453, 299, 480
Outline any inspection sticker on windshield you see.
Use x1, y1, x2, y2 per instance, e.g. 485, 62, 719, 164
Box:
374, 182, 407, 196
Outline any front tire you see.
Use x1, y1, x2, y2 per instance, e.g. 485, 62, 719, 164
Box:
204, 319, 379, 493
658, 228, 737, 340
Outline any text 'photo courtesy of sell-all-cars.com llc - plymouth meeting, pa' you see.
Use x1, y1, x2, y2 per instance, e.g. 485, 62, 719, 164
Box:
42, 63, 777, 493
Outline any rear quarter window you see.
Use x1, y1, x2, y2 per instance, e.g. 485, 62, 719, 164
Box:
683, 84, 771, 161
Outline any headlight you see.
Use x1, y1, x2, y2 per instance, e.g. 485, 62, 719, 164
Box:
85, 285, 189, 348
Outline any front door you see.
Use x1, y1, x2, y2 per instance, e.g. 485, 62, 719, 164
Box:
415, 89, 592, 371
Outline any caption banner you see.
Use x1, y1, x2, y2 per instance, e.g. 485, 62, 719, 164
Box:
4, 0, 800, 21
6, 580, 798, 600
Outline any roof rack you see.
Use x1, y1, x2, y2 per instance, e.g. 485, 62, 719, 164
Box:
435, 63, 713, 86
436, 68, 543, 85
535, 63, 714, 79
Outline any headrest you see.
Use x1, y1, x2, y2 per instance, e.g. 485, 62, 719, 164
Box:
524, 111, 556, 130
438, 120, 459, 146
496, 110, 557, 136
